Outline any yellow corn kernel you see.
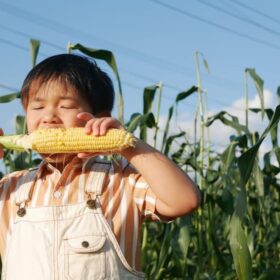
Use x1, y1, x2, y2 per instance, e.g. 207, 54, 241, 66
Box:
29, 127, 134, 154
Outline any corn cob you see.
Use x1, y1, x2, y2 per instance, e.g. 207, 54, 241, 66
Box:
0, 128, 135, 154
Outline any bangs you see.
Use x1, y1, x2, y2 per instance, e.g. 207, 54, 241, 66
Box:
21, 75, 71, 109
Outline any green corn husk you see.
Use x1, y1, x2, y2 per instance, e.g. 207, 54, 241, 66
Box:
0, 134, 30, 152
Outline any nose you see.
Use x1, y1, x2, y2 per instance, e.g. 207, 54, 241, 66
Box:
42, 109, 60, 125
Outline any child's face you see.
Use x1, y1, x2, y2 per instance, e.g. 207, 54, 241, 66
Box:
26, 79, 93, 133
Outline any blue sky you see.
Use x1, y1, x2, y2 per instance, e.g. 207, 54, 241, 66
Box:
0, 0, 280, 150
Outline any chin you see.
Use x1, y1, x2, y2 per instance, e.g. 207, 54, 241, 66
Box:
42, 153, 76, 164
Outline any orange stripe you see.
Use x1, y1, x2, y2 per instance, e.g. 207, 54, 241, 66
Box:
0, 159, 158, 271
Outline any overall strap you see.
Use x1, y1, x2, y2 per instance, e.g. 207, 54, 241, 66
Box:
14, 168, 38, 207
84, 160, 111, 198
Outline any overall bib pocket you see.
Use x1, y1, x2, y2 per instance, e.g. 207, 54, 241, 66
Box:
64, 234, 106, 280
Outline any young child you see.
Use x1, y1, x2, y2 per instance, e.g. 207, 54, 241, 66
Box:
0, 54, 200, 280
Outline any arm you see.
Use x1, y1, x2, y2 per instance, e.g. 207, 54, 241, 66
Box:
120, 138, 201, 218
76, 113, 201, 218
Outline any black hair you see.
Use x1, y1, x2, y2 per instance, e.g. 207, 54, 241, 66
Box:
21, 53, 115, 115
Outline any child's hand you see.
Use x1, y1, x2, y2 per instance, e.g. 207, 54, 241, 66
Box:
0, 128, 4, 159
76, 112, 124, 158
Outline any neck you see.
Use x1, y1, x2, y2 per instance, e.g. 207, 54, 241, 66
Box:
42, 154, 78, 172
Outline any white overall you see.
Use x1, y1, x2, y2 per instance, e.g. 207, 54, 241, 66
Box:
2, 162, 145, 280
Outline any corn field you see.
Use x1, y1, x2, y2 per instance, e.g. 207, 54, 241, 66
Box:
0, 41, 280, 279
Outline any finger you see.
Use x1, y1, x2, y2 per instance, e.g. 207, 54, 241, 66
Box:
77, 153, 94, 158
0, 128, 4, 136
99, 118, 121, 135
77, 112, 95, 122
84, 119, 96, 135
91, 118, 107, 136
77, 152, 96, 159
84, 118, 104, 136
77, 151, 112, 158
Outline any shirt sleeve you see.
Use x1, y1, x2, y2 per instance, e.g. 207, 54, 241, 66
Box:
0, 174, 9, 199
123, 163, 162, 221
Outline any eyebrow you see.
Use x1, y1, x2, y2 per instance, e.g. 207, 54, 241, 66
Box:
29, 96, 78, 102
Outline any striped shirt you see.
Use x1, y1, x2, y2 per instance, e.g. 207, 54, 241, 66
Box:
0, 156, 160, 270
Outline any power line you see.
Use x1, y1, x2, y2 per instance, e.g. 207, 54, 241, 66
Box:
0, 37, 195, 108
0, 24, 65, 52
197, 0, 280, 38
0, 21, 247, 109
149, 0, 280, 50
0, 37, 49, 57
0, 36, 251, 113
0, 1, 248, 93
0, 1, 195, 76
0, 84, 18, 91
0, 37, 28, 52
228, 0, 280, 26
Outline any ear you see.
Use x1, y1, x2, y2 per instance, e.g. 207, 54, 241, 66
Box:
95, 111, 111, 118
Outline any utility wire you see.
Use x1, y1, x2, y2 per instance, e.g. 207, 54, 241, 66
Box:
0, 1, 249, 92
0, 84, 18, 91
0, 37, 49, 57
0, 24, 65, 52
0, 1, 195, 76
197, 0, 280, 38
0, 38, 28, 52
0, 37, 196, 108
0, 23, 246, 110
149, 0, 280, 50
0, 36, 255, 113
228, 0, 280, 26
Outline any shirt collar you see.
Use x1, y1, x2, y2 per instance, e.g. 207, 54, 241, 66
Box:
36, 156, 86, 178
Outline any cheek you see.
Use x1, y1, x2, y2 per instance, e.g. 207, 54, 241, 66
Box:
26, 111, 41, 131
72, 117, 87, 127
63, 111, 86, 128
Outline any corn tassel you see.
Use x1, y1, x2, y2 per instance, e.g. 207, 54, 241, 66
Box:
0, 128, 135, 154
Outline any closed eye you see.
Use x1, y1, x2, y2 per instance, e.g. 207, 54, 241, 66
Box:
61, 106, 75, 109
32, 107, 43, 110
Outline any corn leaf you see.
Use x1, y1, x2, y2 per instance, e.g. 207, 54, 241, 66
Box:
163, 132, 185, 156
253, 159, 264, 196
161, 105, 174, 153
229, 214, 252, 280
155, 225, 172, 280
68, 43, 124, 123
143, 84, 159, 114
220, 141, 238, 172
277, 86, 280, 103
238, 104, 280, 186
0, 92, 20, 103
202, 57, 210, 74
245, 68, 264, 119
30, 39, 40, 67
175, 86, 198, 103
141, 84, 159, 142
15, 115, 26, 134
126, 112, 156, 134
206, 111, 249, 135
250, 108, 280, 163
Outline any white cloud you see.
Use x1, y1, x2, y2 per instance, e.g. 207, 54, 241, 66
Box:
151, 89, 277, 155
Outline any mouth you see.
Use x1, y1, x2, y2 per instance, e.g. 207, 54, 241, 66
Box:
39, 126, 64, 129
